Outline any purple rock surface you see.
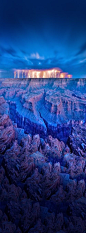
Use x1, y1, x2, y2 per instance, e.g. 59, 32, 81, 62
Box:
0, 78, 86, 233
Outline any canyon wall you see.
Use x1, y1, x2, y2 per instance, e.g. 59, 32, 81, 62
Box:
0, 78, 86, 143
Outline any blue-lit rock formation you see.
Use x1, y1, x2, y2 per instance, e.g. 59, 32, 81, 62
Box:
0, 78, 85, 143
0, 79, 86, 233
8, 100, 72, 142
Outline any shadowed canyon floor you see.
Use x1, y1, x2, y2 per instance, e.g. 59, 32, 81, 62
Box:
0, 78, 86, 233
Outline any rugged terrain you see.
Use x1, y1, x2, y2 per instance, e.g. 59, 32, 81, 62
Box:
0, 78, 86, 233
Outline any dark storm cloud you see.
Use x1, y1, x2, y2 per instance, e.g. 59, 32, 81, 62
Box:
6, 48, 17, 57
13, 58, 29, 69
21, 50, 27, 55
0, 0, 86, 36
76, 42, 86, 56
0, 46, 17, 57
0, 0, 86, 77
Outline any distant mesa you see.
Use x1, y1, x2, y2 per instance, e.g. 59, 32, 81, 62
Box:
14, 68, 72, 79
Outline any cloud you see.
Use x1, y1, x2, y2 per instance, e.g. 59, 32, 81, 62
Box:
79, 58, 86, 63
0, 46, 17, 57
5, 48, 16, 57
13, 57, 33, 69
76, 42, 86, 56
0, 42, 85, 78
30, 53, 44, 60
21, 50, 27, 55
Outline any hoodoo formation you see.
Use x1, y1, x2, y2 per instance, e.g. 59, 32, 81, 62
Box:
0, 78, 86, 233
14, 68, 72, 79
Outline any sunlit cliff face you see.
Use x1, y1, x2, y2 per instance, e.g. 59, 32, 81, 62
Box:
14, 68, 72, 78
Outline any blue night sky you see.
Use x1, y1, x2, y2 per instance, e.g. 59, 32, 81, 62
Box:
0, 0, 86, 78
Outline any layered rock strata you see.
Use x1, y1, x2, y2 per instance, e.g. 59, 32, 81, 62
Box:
0, 78, 86, 143
0, 79, 86, 232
